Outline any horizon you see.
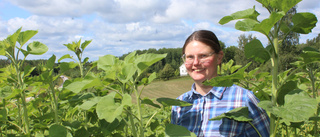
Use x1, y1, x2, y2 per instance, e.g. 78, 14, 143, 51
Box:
1, 0, 319, 61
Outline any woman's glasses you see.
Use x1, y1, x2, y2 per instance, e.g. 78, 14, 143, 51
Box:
182, 52, 215, 65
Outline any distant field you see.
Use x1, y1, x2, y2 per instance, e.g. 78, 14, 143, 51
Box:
138, 76, 194, 100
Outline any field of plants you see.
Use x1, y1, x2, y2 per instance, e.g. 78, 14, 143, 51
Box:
1, 0, 320, 136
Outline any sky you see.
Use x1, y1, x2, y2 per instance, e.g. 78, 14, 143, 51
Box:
0, 0, 319, 61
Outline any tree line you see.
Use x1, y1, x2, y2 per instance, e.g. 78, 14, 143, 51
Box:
1, 32, 320, 80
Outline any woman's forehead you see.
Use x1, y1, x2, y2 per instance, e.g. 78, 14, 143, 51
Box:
185, 41, 214, 53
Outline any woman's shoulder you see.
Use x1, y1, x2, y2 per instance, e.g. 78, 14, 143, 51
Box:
224, 84, 255, 97
177, 90, 194, 100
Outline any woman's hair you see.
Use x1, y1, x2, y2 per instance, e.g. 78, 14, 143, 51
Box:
182, 30, 221, 54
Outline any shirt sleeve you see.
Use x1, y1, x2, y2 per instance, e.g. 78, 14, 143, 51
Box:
245, 91, 270, 137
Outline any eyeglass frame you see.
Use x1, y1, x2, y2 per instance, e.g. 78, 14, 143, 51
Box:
181, 52, 216, 65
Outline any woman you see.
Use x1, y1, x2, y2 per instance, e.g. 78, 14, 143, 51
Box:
171, 30, 270, 137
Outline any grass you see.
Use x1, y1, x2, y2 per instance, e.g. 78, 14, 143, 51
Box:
138, 76, 194, 100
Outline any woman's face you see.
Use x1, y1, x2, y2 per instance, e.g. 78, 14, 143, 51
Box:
184, 41, 223, 83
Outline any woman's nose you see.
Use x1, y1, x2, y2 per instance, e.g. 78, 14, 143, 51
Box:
193, 57, 200, 65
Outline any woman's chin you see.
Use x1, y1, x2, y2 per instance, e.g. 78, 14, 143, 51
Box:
191, 76, 206, 82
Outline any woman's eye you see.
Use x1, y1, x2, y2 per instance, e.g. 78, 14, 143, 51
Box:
200, 54, 208, 58
186, 55, 194, 59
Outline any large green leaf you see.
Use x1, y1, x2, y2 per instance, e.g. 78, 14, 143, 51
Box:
204, 62, 251, 87
259, 91, 318, 125
65, 76, 101, 93
6, 28, 21, 57
219, 7, 259, 25
46, 55, 56, 69
253, 11, 285, 35
147, 72, 157, 84
79, 97, 101, 110
276, 81, 297, 105
256, 0, 302, 13
27, 41, 48, 55
39, 70, 53, 83
119, 63, 136, 83
97, 54, 119, 71
279, 0, 302, 13
255, 0, 269, 8
141, 97, 161, 108
135, 53, 167, 75
59, 62, 78, 73
156, 98, 192, 107
124, 51, 137, 63
292, 12, 318, 34
0, 41, 7, 55
58, 54, 75, 62
235, 19, 259, 31
258, 100, 274, 114
96, 92, 123, 122
165, 124, 197, 137
63, 40, 80, 52
49, 124, 68, 137
22, 65, 35, 78
244, 39, 270, 63
80, 40, 92, 51
276, 91, 318, 125
18, 30, 38, 46
300, 51, 320, 64
203, 75, 234, 87
122, 93, 132, 106
209, 107, 253, 122
7, 27, 21, 47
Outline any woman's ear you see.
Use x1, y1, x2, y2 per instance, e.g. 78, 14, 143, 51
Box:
217, 51, 224, 65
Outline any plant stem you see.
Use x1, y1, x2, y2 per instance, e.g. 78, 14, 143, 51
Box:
7, 121, 25, 134
308, 67, 319, 136
16, 98, 22, 127
50, 82, 59, 124
134, 85, 144, 137
145, 110, 159, 129
14, 60, 30, 134
3, 99, 7, 136
20, 91, 30, 134
79, 61, 83, 78
77, 55, 83, 78
249, 122, 262, 137
270, 37, 279, 137
128, 107, 138, 137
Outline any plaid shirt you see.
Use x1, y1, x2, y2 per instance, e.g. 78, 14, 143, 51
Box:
171, 84, 270, 137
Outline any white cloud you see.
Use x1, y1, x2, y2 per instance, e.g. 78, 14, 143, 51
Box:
1, 0, 320, 61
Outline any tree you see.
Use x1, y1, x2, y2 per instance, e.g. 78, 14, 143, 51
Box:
219, 41, 226, 50
223, 46, 238, 63
159, 64, 175, 80
278, 6, 300, 71
234, 34, 260, 71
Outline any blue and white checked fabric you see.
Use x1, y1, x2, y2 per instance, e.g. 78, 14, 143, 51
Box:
171, 84, 270, 137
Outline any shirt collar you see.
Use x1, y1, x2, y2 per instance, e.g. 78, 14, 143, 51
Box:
189, 83, 226, 99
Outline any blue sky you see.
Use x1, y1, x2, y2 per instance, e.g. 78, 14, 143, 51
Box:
0, 0, 319, 61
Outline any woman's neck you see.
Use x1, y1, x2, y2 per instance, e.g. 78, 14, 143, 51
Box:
194, 82, 213, 96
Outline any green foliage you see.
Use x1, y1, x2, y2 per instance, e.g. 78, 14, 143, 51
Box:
120, 48, 183, 74
1, 2, 320, 135
0, 27, 198, 137
259, 90, 318, 125
217, 0, 319, 136
159, 64, 175, 80
223, 46, 237, 63
165, 124, 197, 137
210, 107, 252, 122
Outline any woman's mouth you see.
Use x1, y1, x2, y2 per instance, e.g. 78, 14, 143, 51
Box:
194, 68, 205, 72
